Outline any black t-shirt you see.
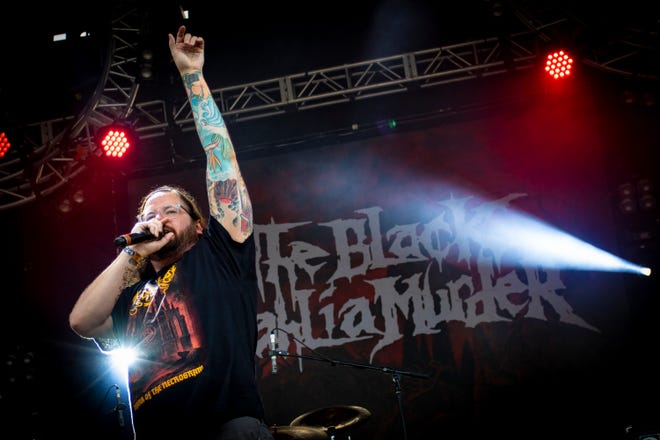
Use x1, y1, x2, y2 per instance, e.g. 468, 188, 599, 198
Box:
111, 217, 264, 439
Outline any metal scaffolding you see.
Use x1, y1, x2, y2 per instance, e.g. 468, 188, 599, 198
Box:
1, 2, 657, 211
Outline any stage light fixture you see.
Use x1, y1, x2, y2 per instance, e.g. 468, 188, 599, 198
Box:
616, 179, 657, 214
544, 50, 573, 80
639, 194, 656, 211
636, 179, 656, 212
0, 131, 11, 157
139, 48, 154, 80
617, 182, 637, 214
637, 178, 653, 195
179, 5, 190, 19
96, 122, 136, 159
72, 189, 85, 205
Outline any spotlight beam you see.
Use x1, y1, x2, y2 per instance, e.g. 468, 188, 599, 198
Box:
461, 195, 651, 276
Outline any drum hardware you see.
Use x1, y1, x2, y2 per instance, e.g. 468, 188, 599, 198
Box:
290, 405, 371, 439
270, 327, 431, 440
269, 425, 329, 440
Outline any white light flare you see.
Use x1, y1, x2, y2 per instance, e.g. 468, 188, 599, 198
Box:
108, 347, 138, 373
471, 207, 651, 276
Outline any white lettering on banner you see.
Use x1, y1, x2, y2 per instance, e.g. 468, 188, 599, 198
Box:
255, 194, 599, 364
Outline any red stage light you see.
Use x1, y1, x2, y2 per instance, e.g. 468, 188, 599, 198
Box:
544, 50, 573, 80
0, 131, 12, 157
96, 124, 135, 158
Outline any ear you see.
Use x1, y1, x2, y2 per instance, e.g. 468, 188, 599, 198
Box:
195, 220, 203, 235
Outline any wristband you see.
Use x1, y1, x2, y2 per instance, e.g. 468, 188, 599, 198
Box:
122, 246, 142, 265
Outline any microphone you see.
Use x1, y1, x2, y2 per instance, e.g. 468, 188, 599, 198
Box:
113, 231, 159, 248
269, 331, 278, 374
114, 385, 125, 428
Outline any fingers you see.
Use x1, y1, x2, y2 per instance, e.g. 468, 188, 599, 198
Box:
167, 26, 184, 49
175, 25, 204, 49
184, 35, 204, 49
133, 219, 163, 238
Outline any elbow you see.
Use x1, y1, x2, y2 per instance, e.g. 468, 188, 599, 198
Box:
69, 309, 95, 338
68, 310, 86, 337
69, 309, 112, 340
230, 228, 252, 244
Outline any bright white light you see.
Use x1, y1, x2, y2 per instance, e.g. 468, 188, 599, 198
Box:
108, 347, 138, 373
53, 33, 67, 42
461, 195, 651, 276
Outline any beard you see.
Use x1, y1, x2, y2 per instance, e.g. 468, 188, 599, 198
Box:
149, 222, 200, 263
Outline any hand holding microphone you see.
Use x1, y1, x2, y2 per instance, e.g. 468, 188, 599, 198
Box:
114, 230, 161, 248
114, 219, 168, 248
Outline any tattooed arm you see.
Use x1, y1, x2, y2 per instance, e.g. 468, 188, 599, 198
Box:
168, 25, 253, 242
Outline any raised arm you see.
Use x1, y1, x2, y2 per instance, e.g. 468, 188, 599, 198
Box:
168, 25, 253, 242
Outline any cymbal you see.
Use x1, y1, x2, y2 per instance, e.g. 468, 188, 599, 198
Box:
290, 405, 371, 431
269, 425, 329, 440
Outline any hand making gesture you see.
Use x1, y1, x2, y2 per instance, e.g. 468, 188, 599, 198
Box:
168, 25, 205, 74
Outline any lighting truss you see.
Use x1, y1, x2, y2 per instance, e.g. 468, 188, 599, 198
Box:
0, 2, 657, 211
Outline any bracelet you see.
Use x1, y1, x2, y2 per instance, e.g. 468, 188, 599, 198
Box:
122, 246, 137, 257
122, 246, 142, 265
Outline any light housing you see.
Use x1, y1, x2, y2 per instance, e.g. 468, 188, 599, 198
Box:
95, 122, 137, 159
544, 49, 574, 80
0, 131, 12, 157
